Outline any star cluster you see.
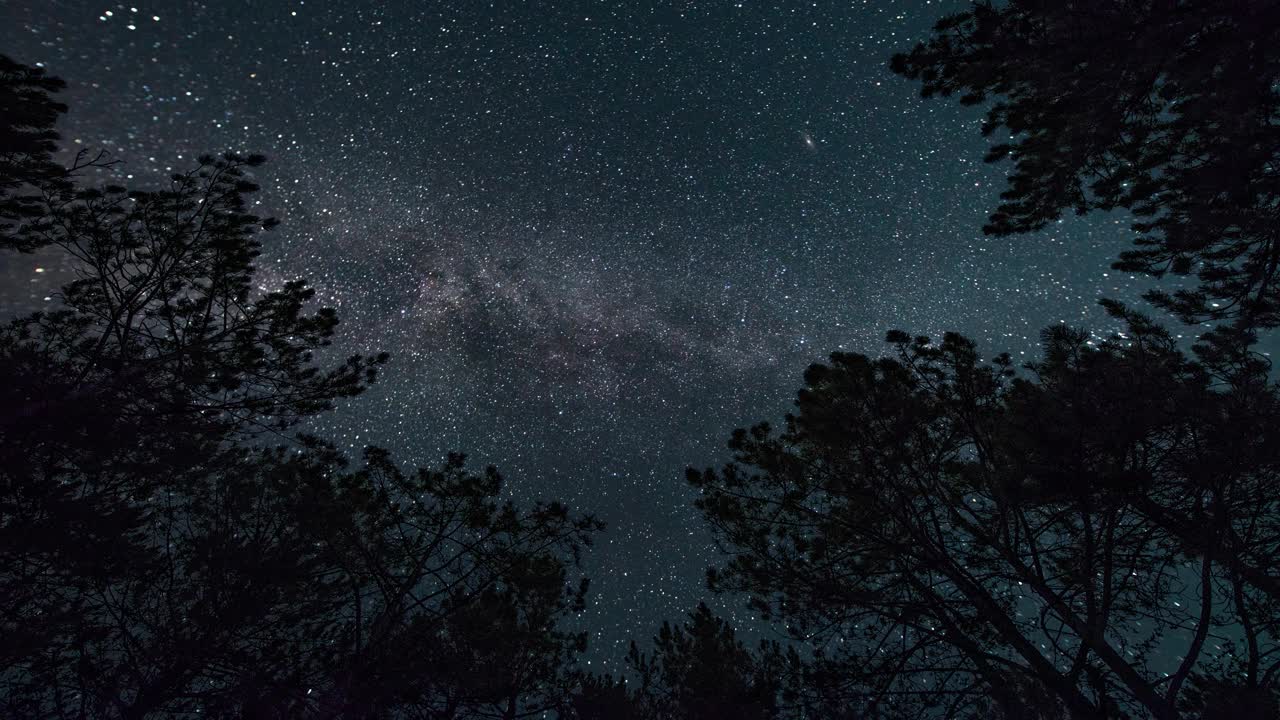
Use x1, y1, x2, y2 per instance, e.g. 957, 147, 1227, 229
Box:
2, 0, 1157, 663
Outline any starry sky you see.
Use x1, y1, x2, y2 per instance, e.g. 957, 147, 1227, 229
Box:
3, 0, 1165, 666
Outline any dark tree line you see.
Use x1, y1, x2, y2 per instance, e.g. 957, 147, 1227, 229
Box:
4, 1, 1280, 717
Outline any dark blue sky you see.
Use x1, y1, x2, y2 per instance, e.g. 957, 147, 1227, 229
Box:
2, 0, 1167, 666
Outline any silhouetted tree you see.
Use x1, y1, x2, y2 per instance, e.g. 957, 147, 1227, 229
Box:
0, 148, 388, 711
892, 2, 1280, 328
689, 305, 1280, 718
3, 436, 599, 718
570, 674, 649, 720
571, 605, 795, 720
0, 56, 600, 719
997, 303, 1280, 715
627, 603, 788, 720
0, 53, 112, 250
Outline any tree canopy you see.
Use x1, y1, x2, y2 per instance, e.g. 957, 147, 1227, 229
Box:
0, 55, 600, 719
689, 307, 1280, 718
571, 603, 796, 720
892, 1, 1280, 329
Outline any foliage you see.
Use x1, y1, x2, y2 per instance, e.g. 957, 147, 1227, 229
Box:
0, 56, 599, 719
892, 1, 1280, 328
0, 53, 113, 250
690, 306, 1280, 718
571, 604, 794, 720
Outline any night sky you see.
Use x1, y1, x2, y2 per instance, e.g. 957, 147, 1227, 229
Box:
3, 1, 1164, 667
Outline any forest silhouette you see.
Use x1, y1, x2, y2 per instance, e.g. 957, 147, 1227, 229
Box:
3, 2, 1280, 718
